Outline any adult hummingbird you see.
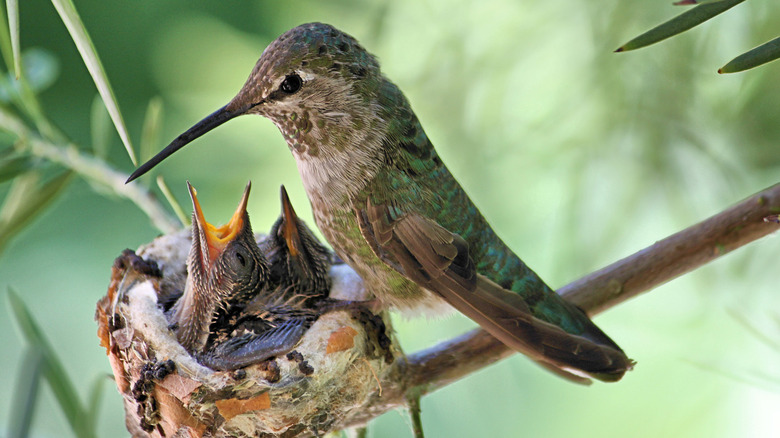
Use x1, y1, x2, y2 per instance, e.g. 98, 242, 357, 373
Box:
130, 23, 633, 382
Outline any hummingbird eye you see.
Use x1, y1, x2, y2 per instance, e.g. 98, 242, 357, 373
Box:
235, 251, 246, 266
280, 74, 303, 94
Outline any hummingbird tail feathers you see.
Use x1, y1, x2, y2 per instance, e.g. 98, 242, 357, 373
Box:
440, 274, 635, 383
357, 201, 634, 383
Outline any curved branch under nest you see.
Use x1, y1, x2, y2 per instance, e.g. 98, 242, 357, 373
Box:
96, 183, 780, 437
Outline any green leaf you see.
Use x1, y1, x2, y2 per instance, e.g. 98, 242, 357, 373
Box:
0, 153, 33, 183
90, 94, 111, 160
7, 288, 95, 438
615, 0, 747, 52
0, 170, 72, 254
0, 3, 14, 70
86, 374, 108, 434
0, 11, 53, 136
140, 97, 163, 163
50, 0, 137, 165
5, 0, 20, 79
719, 36, 780, 73
8, 347, 44, 438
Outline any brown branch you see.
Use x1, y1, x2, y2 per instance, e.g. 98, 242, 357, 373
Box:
344, 183, 780, 427
558, 183, 780, 314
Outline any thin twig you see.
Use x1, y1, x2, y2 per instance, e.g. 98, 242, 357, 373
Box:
0, 108, 180, 233
406, 390, 425, 438
27, 138, 180, 233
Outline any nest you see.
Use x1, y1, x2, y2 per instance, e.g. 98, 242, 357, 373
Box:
96, 229, 403, 437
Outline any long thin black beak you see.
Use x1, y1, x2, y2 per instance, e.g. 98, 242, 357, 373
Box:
125, 104, 247, 183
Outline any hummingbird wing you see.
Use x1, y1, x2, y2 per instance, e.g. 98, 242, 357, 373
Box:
197, 317, 308, 371
356, 199, 633, 383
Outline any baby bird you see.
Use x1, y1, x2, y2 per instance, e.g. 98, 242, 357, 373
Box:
192, 185, 343, 371
262, 185, 332, 301
168, 181, 269, 353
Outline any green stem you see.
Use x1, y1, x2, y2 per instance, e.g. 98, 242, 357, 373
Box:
0, 108, 180, 233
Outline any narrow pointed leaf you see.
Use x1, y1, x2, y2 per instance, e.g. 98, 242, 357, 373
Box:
0, 171, 39, 223
616, 0, 746, 52
0, 154, 33, 183
157, 175, 189, 226
7, 288, 94, 438
86, 375, 108, 433
90, 94, 111, 159
49, 0, 137, 165
0, 4, 13, 70
719, 37, 780, 73
5, 0, 20, 78
140, 97, 163, 162
8, 347, 43, 438
0, 6, 52, 135
43, 355, 94, 437
0, 170, 72, 254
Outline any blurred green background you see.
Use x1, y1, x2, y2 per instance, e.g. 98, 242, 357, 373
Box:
2, 0, 780, 436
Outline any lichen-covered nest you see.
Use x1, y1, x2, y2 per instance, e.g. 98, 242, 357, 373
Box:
96, 229, 403, 437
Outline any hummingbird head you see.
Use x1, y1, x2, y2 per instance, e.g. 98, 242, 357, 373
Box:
170, 181, 269, 351
127, 23, 400, 203
230, 23, 391, 202
228, 22, 382, 132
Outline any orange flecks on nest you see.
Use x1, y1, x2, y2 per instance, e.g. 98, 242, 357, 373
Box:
326, 326, 359, 354
154, 386, 208, 436
96, 294, 112, 353
96, 264, 123, 354
158, 373, 202, 402
215, 393, 272, 420
95, 265, 131, 393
